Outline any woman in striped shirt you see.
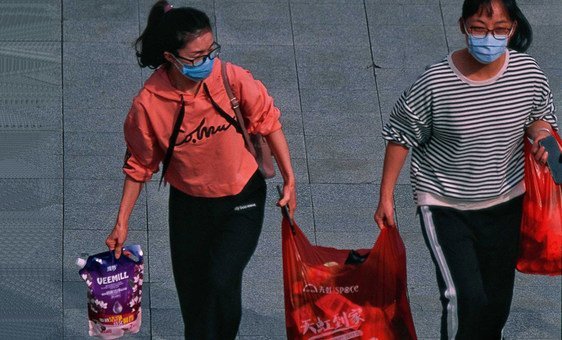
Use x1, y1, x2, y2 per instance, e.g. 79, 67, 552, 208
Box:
374, 0, 557, 338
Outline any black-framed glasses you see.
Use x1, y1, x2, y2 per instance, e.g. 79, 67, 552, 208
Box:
175, 42, 221, 67
464, 24, 513, 40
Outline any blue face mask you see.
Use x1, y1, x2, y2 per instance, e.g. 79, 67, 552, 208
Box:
467, 33, 508, 64
174, 56, 214, 82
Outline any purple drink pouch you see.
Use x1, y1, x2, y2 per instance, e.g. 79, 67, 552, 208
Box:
77, 245, 144, 339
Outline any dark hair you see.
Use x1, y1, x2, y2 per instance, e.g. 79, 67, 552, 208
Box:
135, 1, 212, 68
461, 0, 532, 52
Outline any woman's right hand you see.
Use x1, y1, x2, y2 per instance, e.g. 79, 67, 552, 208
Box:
106, 223, 129, 259
374, 197, 396, 230
374, 142, 409, 230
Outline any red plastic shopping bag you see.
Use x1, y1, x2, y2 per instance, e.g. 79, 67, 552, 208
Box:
516, 133, 562, 275
282, 218, 417, 339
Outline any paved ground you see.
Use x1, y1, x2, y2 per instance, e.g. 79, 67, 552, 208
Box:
0, 0, 561, 338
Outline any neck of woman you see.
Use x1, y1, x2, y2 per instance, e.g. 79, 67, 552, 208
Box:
167, 65, 201, 94
453, 48, 507, 81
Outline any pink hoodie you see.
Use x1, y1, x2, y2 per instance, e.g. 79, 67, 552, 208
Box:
122, 58, 281, 197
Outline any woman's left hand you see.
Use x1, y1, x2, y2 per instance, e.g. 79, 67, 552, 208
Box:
530, 129, 552, 165
264, 129, 297, 220
527, 122, 554, 165
278, 182, 296, 221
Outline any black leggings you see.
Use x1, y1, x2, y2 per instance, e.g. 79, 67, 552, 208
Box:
168, 171, 266, 339
418, 196, 523, 340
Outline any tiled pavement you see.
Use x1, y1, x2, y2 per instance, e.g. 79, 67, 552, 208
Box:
0, 0, 561, 338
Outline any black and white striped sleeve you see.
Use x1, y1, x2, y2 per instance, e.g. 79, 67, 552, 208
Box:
526, 69, 558, 130
383, 82, 433, 148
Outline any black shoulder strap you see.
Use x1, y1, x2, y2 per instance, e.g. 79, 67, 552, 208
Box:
202, 83, 243, 134
159, 95, 185, 188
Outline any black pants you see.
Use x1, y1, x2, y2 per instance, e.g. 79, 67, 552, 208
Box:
418, 196, 523, 340
168, 171, 266, 340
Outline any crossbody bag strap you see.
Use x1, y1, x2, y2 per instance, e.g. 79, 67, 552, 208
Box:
202, 83, 243, 135
159, 95, 185, 188
220, 61, 257, 156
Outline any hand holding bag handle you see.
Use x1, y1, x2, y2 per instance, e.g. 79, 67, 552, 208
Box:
277, 185, 295, 234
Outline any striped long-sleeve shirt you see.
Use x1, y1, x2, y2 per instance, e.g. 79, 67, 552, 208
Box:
383, 50, 558, 206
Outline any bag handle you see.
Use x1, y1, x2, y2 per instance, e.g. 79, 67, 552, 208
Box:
277, 185, 295, 234
220, 61, 257, 157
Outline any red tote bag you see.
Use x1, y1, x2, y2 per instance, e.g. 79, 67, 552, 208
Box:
516, 133, 562, 275
282, 218, 417, 340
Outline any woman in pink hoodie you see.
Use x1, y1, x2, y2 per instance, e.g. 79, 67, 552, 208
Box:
105, 1, 296, 338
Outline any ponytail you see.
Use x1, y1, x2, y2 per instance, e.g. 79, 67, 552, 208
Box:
135, 1, 212, 68
461, 0, 532, 52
